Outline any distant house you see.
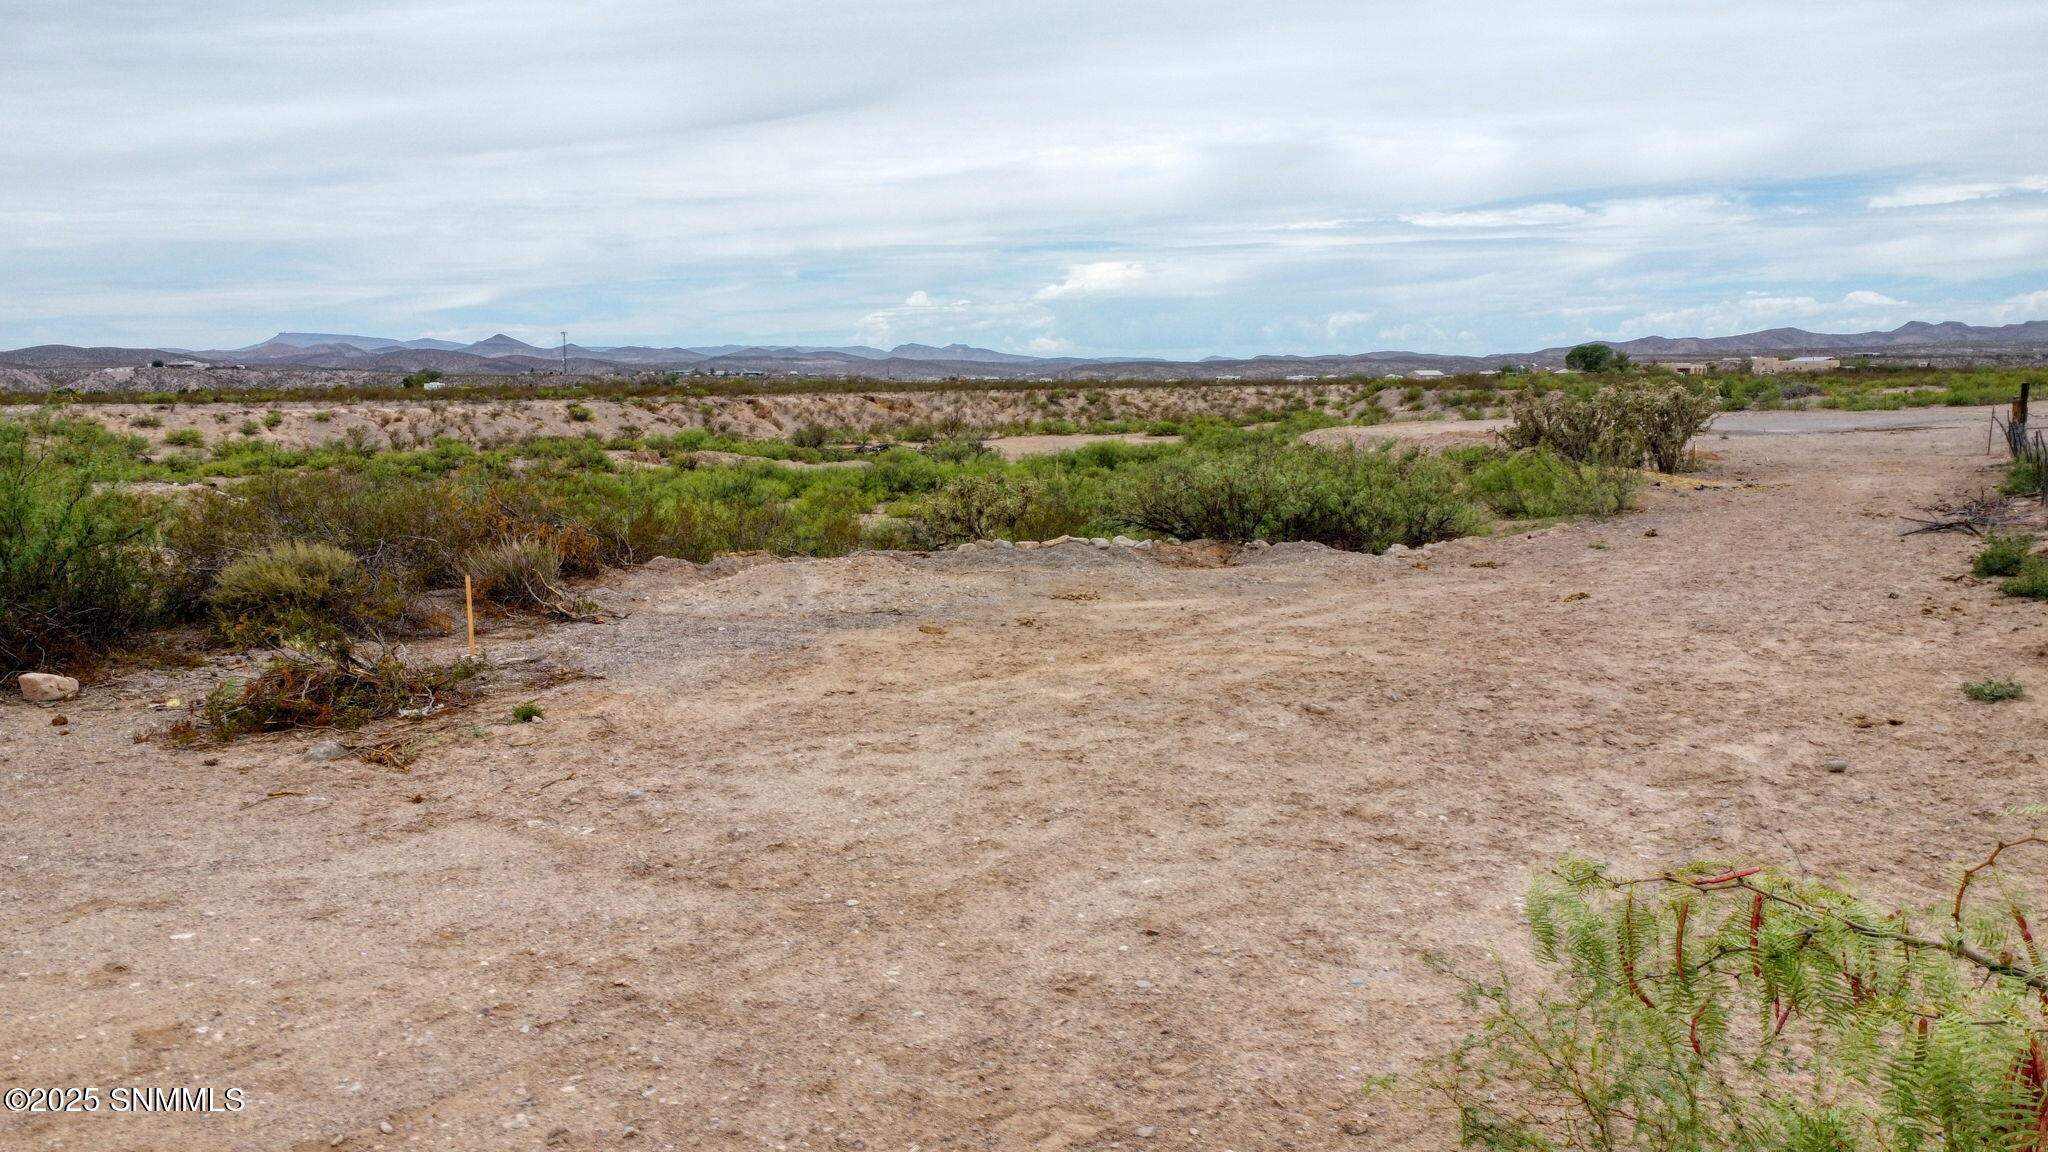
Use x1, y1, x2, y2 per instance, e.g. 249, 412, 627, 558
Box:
1408, 369, 1447, 380
1750, 355, 1840, 375
1656, 361, 1713, 377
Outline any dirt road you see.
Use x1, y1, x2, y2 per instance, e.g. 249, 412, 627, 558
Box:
4, 411, 2044, 1151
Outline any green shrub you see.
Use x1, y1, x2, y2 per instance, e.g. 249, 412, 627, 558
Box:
1420, 851, 2048, 1152
164, 428, 204, 447
923, 435, 991, 464
2007, 456, 2043, 497
263, 410, 284, 429
903, 472, 1094, 546
2003, 556, 2048, 599
0, 417, 165, 669
566, 403, 593, 422
512, 702, 543, 723
400, 369, 443, 389
1504, 381, 1718, 472
1971, 532, 2035, 578
1117, 443, 1484, 552
311, 410, 334, 423
238, 419, 260, 436
790, 424, 827, 449
1464, 448, 1639, 519
131, 413, 163, 429
208, 540, 405, 646
1961, 678, 2024, 702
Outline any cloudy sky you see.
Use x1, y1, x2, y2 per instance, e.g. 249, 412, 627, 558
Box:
6, 0, 2048, 357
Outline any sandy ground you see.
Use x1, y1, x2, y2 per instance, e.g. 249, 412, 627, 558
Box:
5, 411, 2046, 1151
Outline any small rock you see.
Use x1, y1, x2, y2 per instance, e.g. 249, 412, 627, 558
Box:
1045, 535, 1072, 546
1112, 535, 1137, 546
918, 625, 946, 636
1016, 540, 1041, 550
18, 673, 79, 703
305, 740, 349, 762
50, 714, 68, 727
1563, 591, 1590, 601
1133, 1127, 1158, 1139
1644, 528, 1659, 537
994, 538, 1014, 549
956, 543, 976, 552
1824, 759, 1848, 773
1090, 537, 1111, 547
1133, 979, 1154, 990
379, 1121, 394, 1135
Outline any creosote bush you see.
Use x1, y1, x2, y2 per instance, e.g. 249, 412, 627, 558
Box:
1421, 847, 2048, 1152
0, 415, 165, 670
1116, 443, 1486, 552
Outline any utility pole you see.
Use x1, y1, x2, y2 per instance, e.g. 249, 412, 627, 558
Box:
561, 331, 569, 376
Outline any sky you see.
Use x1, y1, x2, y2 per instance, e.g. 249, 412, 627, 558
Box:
5, 0, 2048, 358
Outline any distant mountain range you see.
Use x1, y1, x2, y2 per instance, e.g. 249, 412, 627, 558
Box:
5, 320, 2046, 382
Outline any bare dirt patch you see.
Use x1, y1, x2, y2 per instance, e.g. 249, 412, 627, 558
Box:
4, 414, 2043, 1150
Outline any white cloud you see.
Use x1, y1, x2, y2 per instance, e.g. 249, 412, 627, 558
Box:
3, 1, 2048, 353
1868, 176, 2048, 209
1033, 261, 1146, 301
1405, 203, 1588, 229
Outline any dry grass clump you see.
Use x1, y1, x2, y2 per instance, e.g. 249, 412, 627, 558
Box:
461, 538, 575, 613
184, 643, 482, 741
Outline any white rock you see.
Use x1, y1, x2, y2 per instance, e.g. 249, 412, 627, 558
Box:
994, 539, 1014, 549
1090, 537, 1111, 547
956, 543, 976, 552
18, 673, 79, 703
1045, 535, 1072, 546
1112, 535, 1137, 546
304, 740, 349, 762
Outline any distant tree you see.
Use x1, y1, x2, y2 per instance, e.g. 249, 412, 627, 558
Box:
1564, 344, 1608, 372
1565, 343, 1618, 373
400, 368, 444, 389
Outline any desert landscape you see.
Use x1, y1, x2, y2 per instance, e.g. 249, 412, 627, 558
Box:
12, 2, 2048, 1146
6, 402, 2045, 1150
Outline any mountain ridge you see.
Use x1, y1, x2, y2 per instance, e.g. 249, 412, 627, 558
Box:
9, 319, 2046, 381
